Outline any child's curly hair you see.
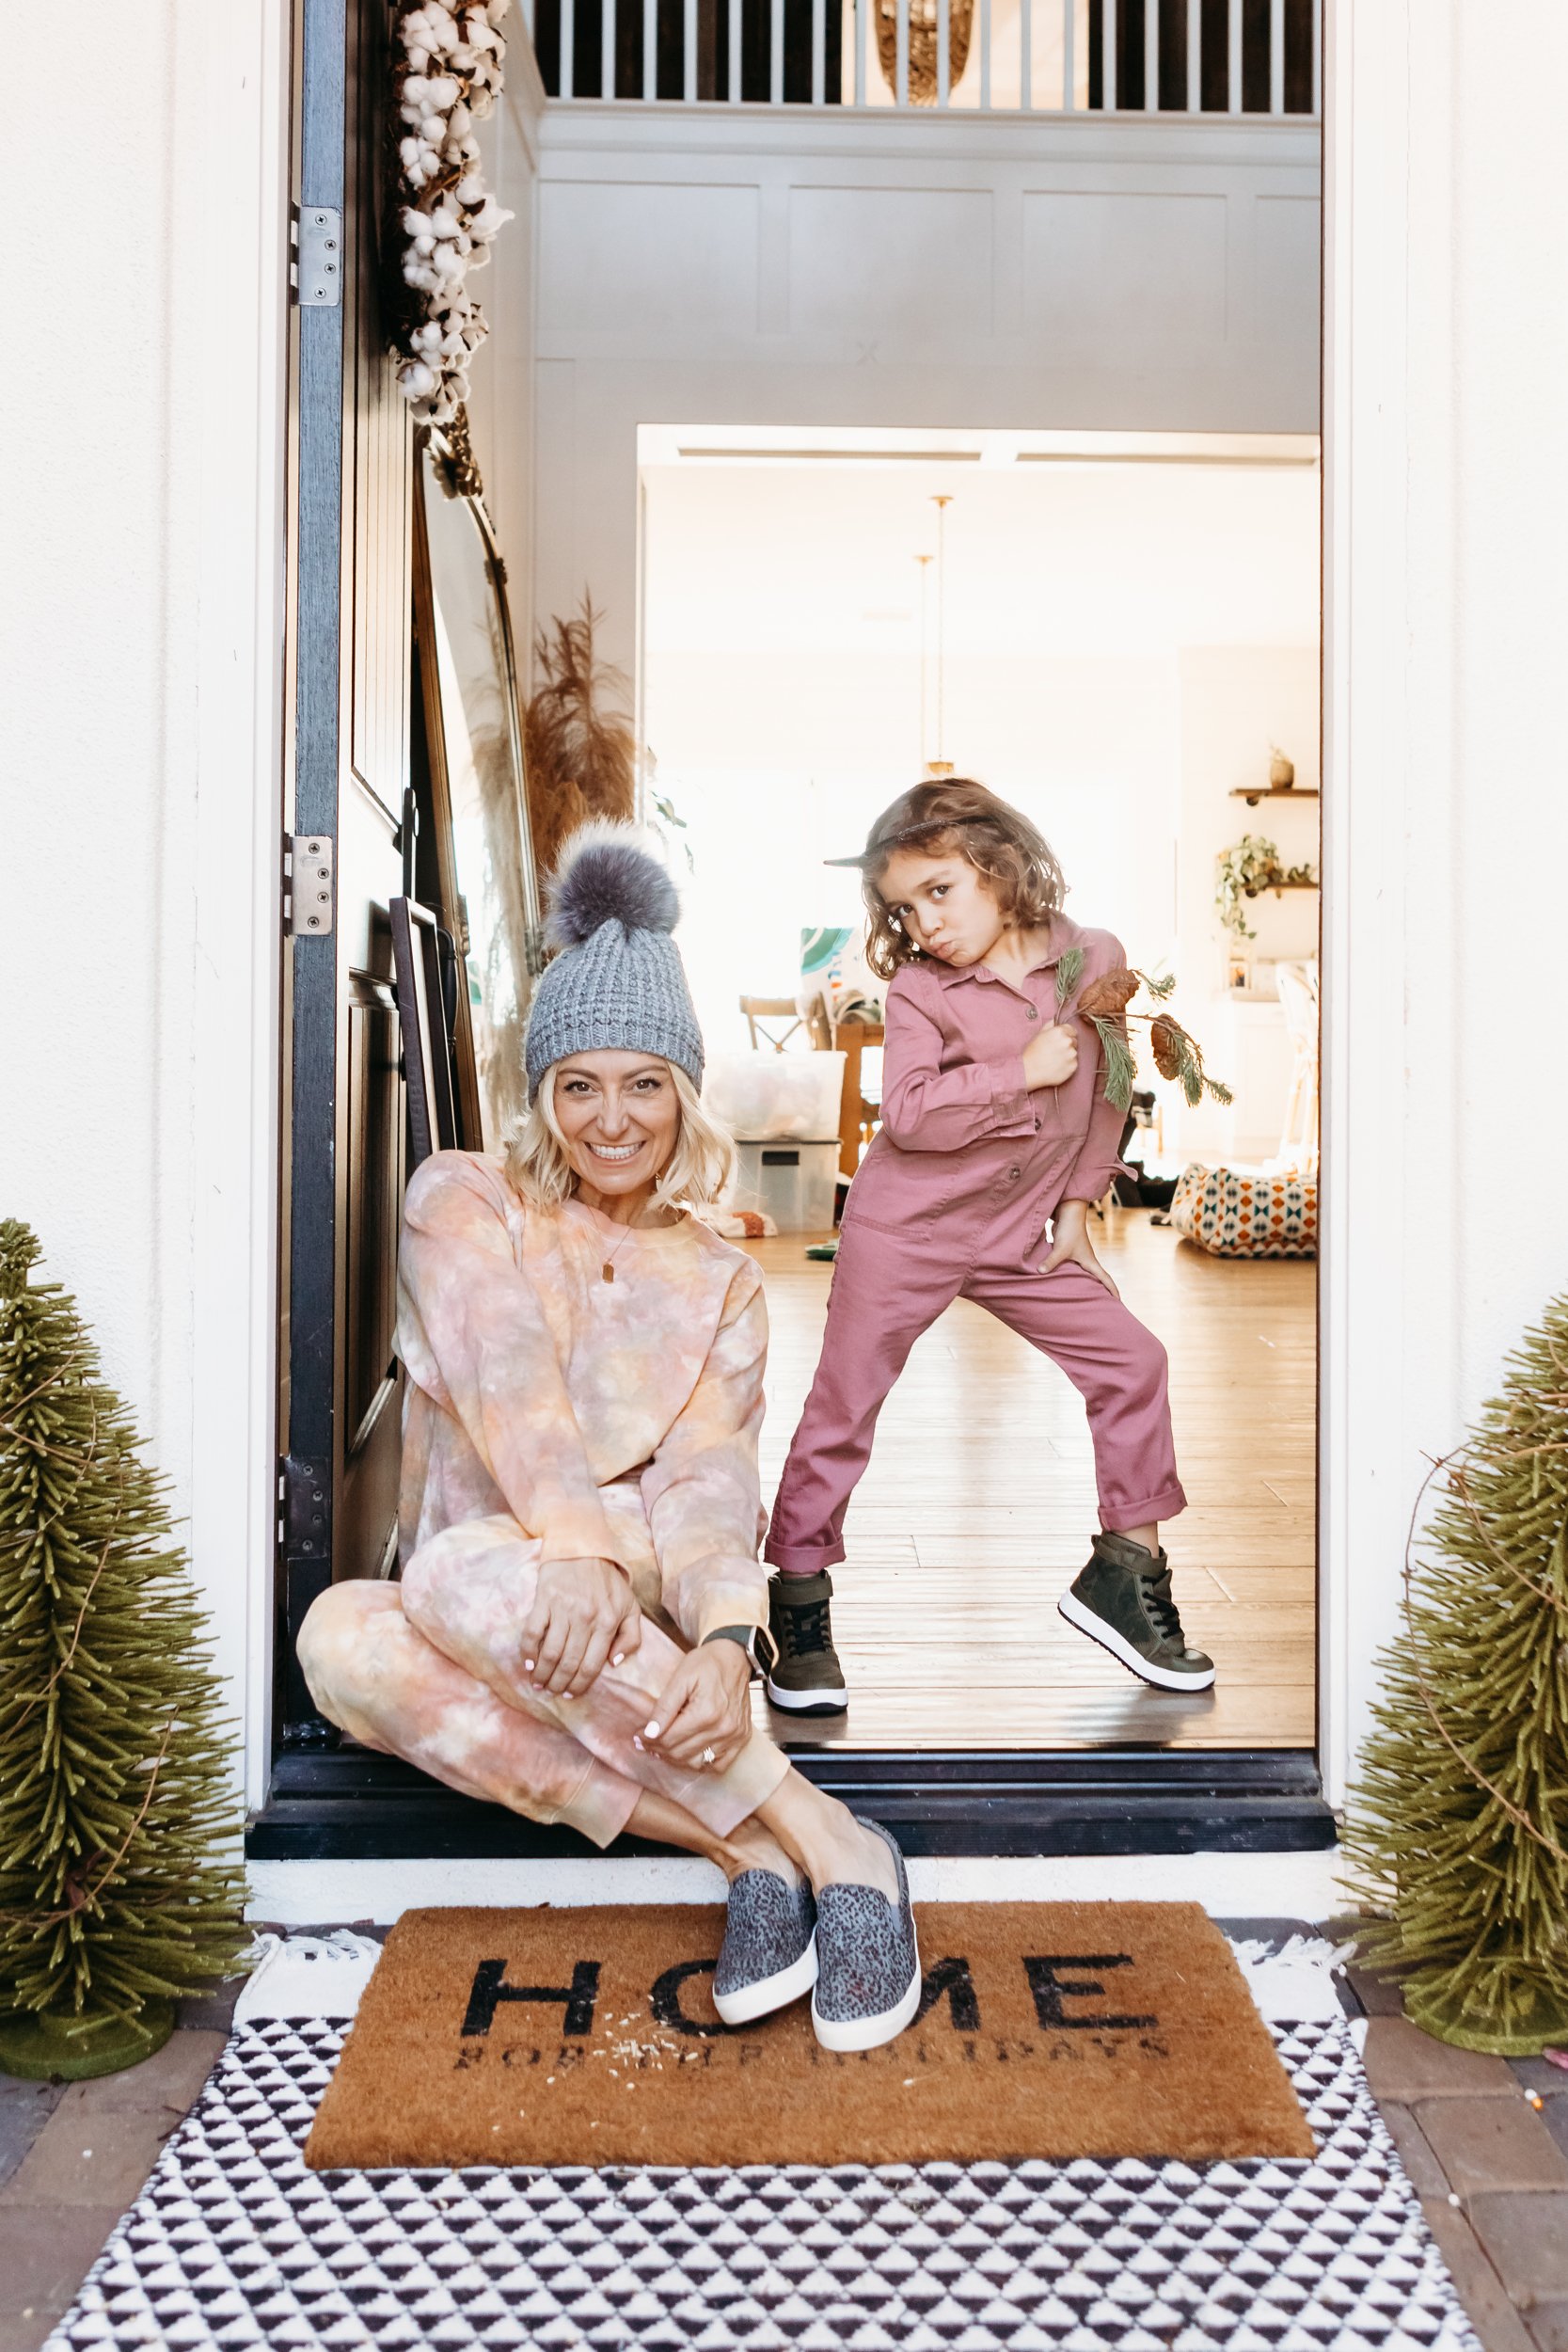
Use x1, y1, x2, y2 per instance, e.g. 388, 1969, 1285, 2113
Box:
847, 779, 1068, 978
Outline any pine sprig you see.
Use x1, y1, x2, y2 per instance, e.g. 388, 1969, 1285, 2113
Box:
1061, 964, 1230, 1115
0, 1222, 246, 2029
1341, 1296, 1568, 2052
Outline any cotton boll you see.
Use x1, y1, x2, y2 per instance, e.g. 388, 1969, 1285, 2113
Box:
456, 173, 484, 203
402, 358, 437, 397
425, 73, 459, 105
428, 204, 460, 238
448, 99, 471, 137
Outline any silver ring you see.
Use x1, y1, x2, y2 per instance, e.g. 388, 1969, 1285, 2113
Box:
701, 1746, 717, 1766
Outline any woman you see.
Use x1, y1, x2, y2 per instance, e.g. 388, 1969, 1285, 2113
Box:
300, 822, 921, 2052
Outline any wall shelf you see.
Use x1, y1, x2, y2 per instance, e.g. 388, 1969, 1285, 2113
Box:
1243, 880, 1319, 898
1231, 786, 1321, 806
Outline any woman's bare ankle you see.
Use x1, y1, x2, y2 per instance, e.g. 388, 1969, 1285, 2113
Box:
757, 1777, 900, 1901
717, 1821, 800, 1886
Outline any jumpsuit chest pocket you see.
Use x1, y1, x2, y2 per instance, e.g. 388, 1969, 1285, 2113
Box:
840, 1142, 967, 1233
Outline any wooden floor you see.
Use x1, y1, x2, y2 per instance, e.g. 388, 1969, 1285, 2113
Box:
742, 1207, 1317, 1753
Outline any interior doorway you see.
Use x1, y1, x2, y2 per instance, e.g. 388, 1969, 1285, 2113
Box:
640, 424, 1321, 1756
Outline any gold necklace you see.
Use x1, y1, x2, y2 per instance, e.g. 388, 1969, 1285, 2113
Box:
600, 1224, 634, 1283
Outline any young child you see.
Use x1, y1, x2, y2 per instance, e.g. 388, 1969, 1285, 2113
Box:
762, 777, 1214, 1715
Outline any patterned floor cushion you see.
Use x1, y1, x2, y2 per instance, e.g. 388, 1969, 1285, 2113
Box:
1170, 1161, 1318, 1257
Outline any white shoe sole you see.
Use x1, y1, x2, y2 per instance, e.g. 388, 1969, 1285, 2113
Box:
812, 1938, 924, 2053
765, 1676, 848, 1715
1057, 1590, 1217, 1692
711, 1932, 819, 2026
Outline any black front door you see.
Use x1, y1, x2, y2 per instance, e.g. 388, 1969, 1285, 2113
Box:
278, 0, 413, 1747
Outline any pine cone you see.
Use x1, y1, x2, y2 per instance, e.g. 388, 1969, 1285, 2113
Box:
1150, 1014, 1185, 1081
1076, 967, 1140, 1020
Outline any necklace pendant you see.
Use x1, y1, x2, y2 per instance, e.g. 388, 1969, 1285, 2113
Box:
602, 1262, 615, 1283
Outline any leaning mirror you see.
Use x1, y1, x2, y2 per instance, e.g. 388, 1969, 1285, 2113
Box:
412, 421, 544, 1149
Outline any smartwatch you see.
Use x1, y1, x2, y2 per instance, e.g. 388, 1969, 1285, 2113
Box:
702, 1623, 778, 1676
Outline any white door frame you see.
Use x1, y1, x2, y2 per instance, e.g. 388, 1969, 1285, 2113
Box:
1318, 0, 1432, 1813
203, 0, 1423, 1836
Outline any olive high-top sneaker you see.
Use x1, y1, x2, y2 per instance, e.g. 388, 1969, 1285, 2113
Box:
1058, 1531, 1216, 1691
766, 1570, 849, 1714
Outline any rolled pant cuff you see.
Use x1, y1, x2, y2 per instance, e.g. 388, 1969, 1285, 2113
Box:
763, 1535, 846, 1574
555, 1756, 647, 1850
555, 1732, 791, 1850
1101, 1480, 1187, 1532
694, 1732, 792, 1836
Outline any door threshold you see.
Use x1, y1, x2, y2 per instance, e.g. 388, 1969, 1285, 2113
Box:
249, 1746, 1335, 1859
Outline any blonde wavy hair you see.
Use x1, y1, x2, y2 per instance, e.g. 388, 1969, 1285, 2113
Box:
503, 1058, 736, 1216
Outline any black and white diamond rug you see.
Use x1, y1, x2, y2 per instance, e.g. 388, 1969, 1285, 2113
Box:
48, 1933, 1479, 2352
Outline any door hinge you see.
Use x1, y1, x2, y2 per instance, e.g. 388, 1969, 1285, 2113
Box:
284, 834, 334, 937
278, 1454, 330, 1556
291, 205, 342, 308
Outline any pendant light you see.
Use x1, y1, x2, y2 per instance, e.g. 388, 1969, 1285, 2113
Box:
927, 495, 955, 776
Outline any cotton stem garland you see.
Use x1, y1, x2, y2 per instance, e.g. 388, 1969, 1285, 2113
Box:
392, 2, 515, 423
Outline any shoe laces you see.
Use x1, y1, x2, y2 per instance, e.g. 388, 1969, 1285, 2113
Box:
1136, 1567, 1184, 1647
779, 1597, 832, 1657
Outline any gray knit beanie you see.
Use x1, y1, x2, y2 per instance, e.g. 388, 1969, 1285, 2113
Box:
524, 821, 704, 1101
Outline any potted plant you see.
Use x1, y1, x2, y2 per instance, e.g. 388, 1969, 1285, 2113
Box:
1215, 834, 1282, 939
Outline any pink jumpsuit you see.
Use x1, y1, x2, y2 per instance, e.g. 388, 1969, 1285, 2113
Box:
766, 915, 1186, 1574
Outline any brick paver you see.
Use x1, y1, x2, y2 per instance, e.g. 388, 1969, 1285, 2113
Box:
1417, 2096, 1568, 2196
1418, 2198, 1541, 2352
1466, 2194, 1568, 2310
1363, 2014, 1519, 2100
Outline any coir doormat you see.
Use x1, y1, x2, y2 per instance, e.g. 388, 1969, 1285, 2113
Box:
305, 1901, 1312, 2169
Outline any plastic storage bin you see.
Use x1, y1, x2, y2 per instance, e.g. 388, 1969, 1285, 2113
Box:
703, 1052, 845, 1142
729, 1139, 840, 1233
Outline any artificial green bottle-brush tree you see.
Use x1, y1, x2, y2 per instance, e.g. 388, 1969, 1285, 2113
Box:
1343, 1293, 1568, 2055
0, 1221, 245, 2079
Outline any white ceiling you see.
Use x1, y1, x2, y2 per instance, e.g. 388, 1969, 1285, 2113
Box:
641, 436, 1321, 663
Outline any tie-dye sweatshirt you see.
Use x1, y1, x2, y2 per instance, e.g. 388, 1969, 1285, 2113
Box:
396, 1152, 769, 1644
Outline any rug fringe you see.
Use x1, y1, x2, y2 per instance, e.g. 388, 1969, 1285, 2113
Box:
1227, 1934, 1354, 2023
233, 1931, 383, 2024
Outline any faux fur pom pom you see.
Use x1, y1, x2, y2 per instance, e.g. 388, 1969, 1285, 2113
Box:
545, 822, 680, 950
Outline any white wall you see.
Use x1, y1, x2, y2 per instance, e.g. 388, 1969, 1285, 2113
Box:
514, 109, 1322, 685
641, 453, 1318, 1151
0, 7, 289, 1804
1175, 645, 1321, 1161
1322, 0, 1568, 1808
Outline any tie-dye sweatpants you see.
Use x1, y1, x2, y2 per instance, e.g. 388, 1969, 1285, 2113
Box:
299, 1509, 788, 1849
